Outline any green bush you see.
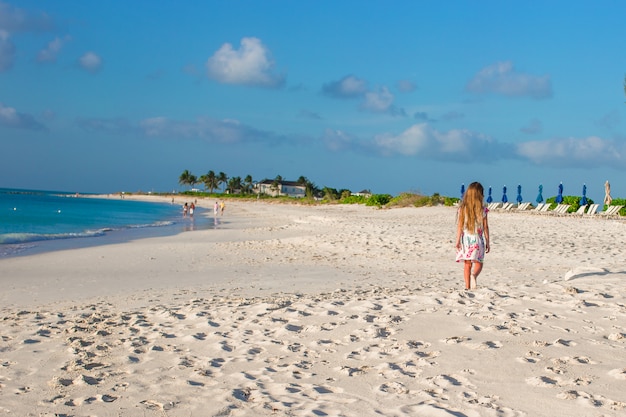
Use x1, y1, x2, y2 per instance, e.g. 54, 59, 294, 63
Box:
387, 193, 424, 207
340, 195, 368, 205
366, 194, 392, 207
545, 195, 595, 213
606, 198, 626, 216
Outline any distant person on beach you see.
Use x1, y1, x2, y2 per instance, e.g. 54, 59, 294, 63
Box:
455, 181, 490, 290
214, 201, 219, 215
183, 202, 188, 217
190, 202, 195, 217
220, 201, 225, 216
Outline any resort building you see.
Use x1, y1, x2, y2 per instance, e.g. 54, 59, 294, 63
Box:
352, 189, 372, 198
254, 180, 306, 198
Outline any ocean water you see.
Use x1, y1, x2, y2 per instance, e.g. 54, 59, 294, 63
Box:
0, 188, 213, 257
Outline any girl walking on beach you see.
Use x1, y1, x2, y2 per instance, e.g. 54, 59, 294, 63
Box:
455, 182, 490, 290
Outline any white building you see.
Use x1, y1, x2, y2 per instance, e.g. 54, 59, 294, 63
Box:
254, 180, 306, 198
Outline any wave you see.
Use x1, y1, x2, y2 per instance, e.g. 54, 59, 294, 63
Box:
0, 230, 108, 244
0, 221, 176, 245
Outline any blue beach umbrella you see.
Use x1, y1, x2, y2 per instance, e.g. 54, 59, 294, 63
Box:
486, 186, 493, 203
556, 182, 564, 204
460, 183, 465, 199
502, 185, 508, 203
581, 184, 588, 205
516, 184, 523, 204
536, 184, 544, 203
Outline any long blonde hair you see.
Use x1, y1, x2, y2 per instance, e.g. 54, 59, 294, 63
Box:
458, 182, 484, 234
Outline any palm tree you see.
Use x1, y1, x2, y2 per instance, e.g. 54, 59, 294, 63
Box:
243, 175, 253, 194
200, 170, 219, 193
270, 175, 282, 196
322, 186, 339, 200
227, 176, 242, 194
297, 175, 317, 197
217, 172, 228, 193
178, 170, 196, 190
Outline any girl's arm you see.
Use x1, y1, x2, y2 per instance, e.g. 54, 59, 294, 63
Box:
455, 216, 463, 250
483, 213, 490, 253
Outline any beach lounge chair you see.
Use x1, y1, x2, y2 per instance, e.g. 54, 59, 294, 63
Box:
531, 203, 545, 213
557, 204, 571, 215
547, 204, 569, 215
584, 204, 599, 217
572, 205, 587, 216
488, 202, 501, 210
542, 204, 561, 215
599, 205, 623, 218
517, 202, 531, 211
538, 204, 551, 214
501, 202, 514, 211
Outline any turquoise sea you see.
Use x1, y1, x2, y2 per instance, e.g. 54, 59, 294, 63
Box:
0, 188, 214, 257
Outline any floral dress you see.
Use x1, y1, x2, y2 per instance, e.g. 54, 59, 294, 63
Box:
456, 207, 488, 263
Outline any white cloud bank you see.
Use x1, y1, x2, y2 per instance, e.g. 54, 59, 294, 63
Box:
74, 114, 626, 171
371, 123, 501, 162
517, 136, 624, 168
322, 75, 368, 99
206, 37, 285, 88
0, 102, 45, 130
0, 1, 55, 71
323, 76, 406, 116
466, 61, 553, 99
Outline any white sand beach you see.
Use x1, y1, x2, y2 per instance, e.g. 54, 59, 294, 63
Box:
1, 199, 625, 416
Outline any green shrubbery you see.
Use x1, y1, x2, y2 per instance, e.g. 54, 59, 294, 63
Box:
339, 195, 368, 205
545, 195, 594, 213
365, 194, 393, 207
606, 198, 626, 216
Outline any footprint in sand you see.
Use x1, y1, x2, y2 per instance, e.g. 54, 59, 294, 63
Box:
442, 336, 468, 344
608, 368, 626, 380
466, 340, 503, 350
379, 381, 409, 394
517, 350, 543, 364
525, 375, 561, 388
556, 390, 626, 410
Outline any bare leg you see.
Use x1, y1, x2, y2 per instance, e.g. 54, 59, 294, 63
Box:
463, 261, 472, 289
470, 261, 483, 289
472, 261, 483, 278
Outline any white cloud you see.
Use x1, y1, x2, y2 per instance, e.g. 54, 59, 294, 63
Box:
0, 102, 45, 130
516, 136, 624, 167
37, 35, 70, 63
0, 2, 55, 71
361, 86, 394, 113
78, 51, 102, 73
139, 116, 280, 144
466, 61, 552, 99
372, 123, 495, 161
321, 75, 368, 98
322, 128, 357, 152
0, 1, 54, 33
206, 37, 285, 88
373, 124, 431, 156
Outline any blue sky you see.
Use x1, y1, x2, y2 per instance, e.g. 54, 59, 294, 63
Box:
1, 1, 625, 202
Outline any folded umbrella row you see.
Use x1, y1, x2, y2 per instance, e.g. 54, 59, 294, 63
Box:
460, 182, 613, 205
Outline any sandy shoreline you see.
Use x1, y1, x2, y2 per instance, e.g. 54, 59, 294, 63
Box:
1, 200, 625, 416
